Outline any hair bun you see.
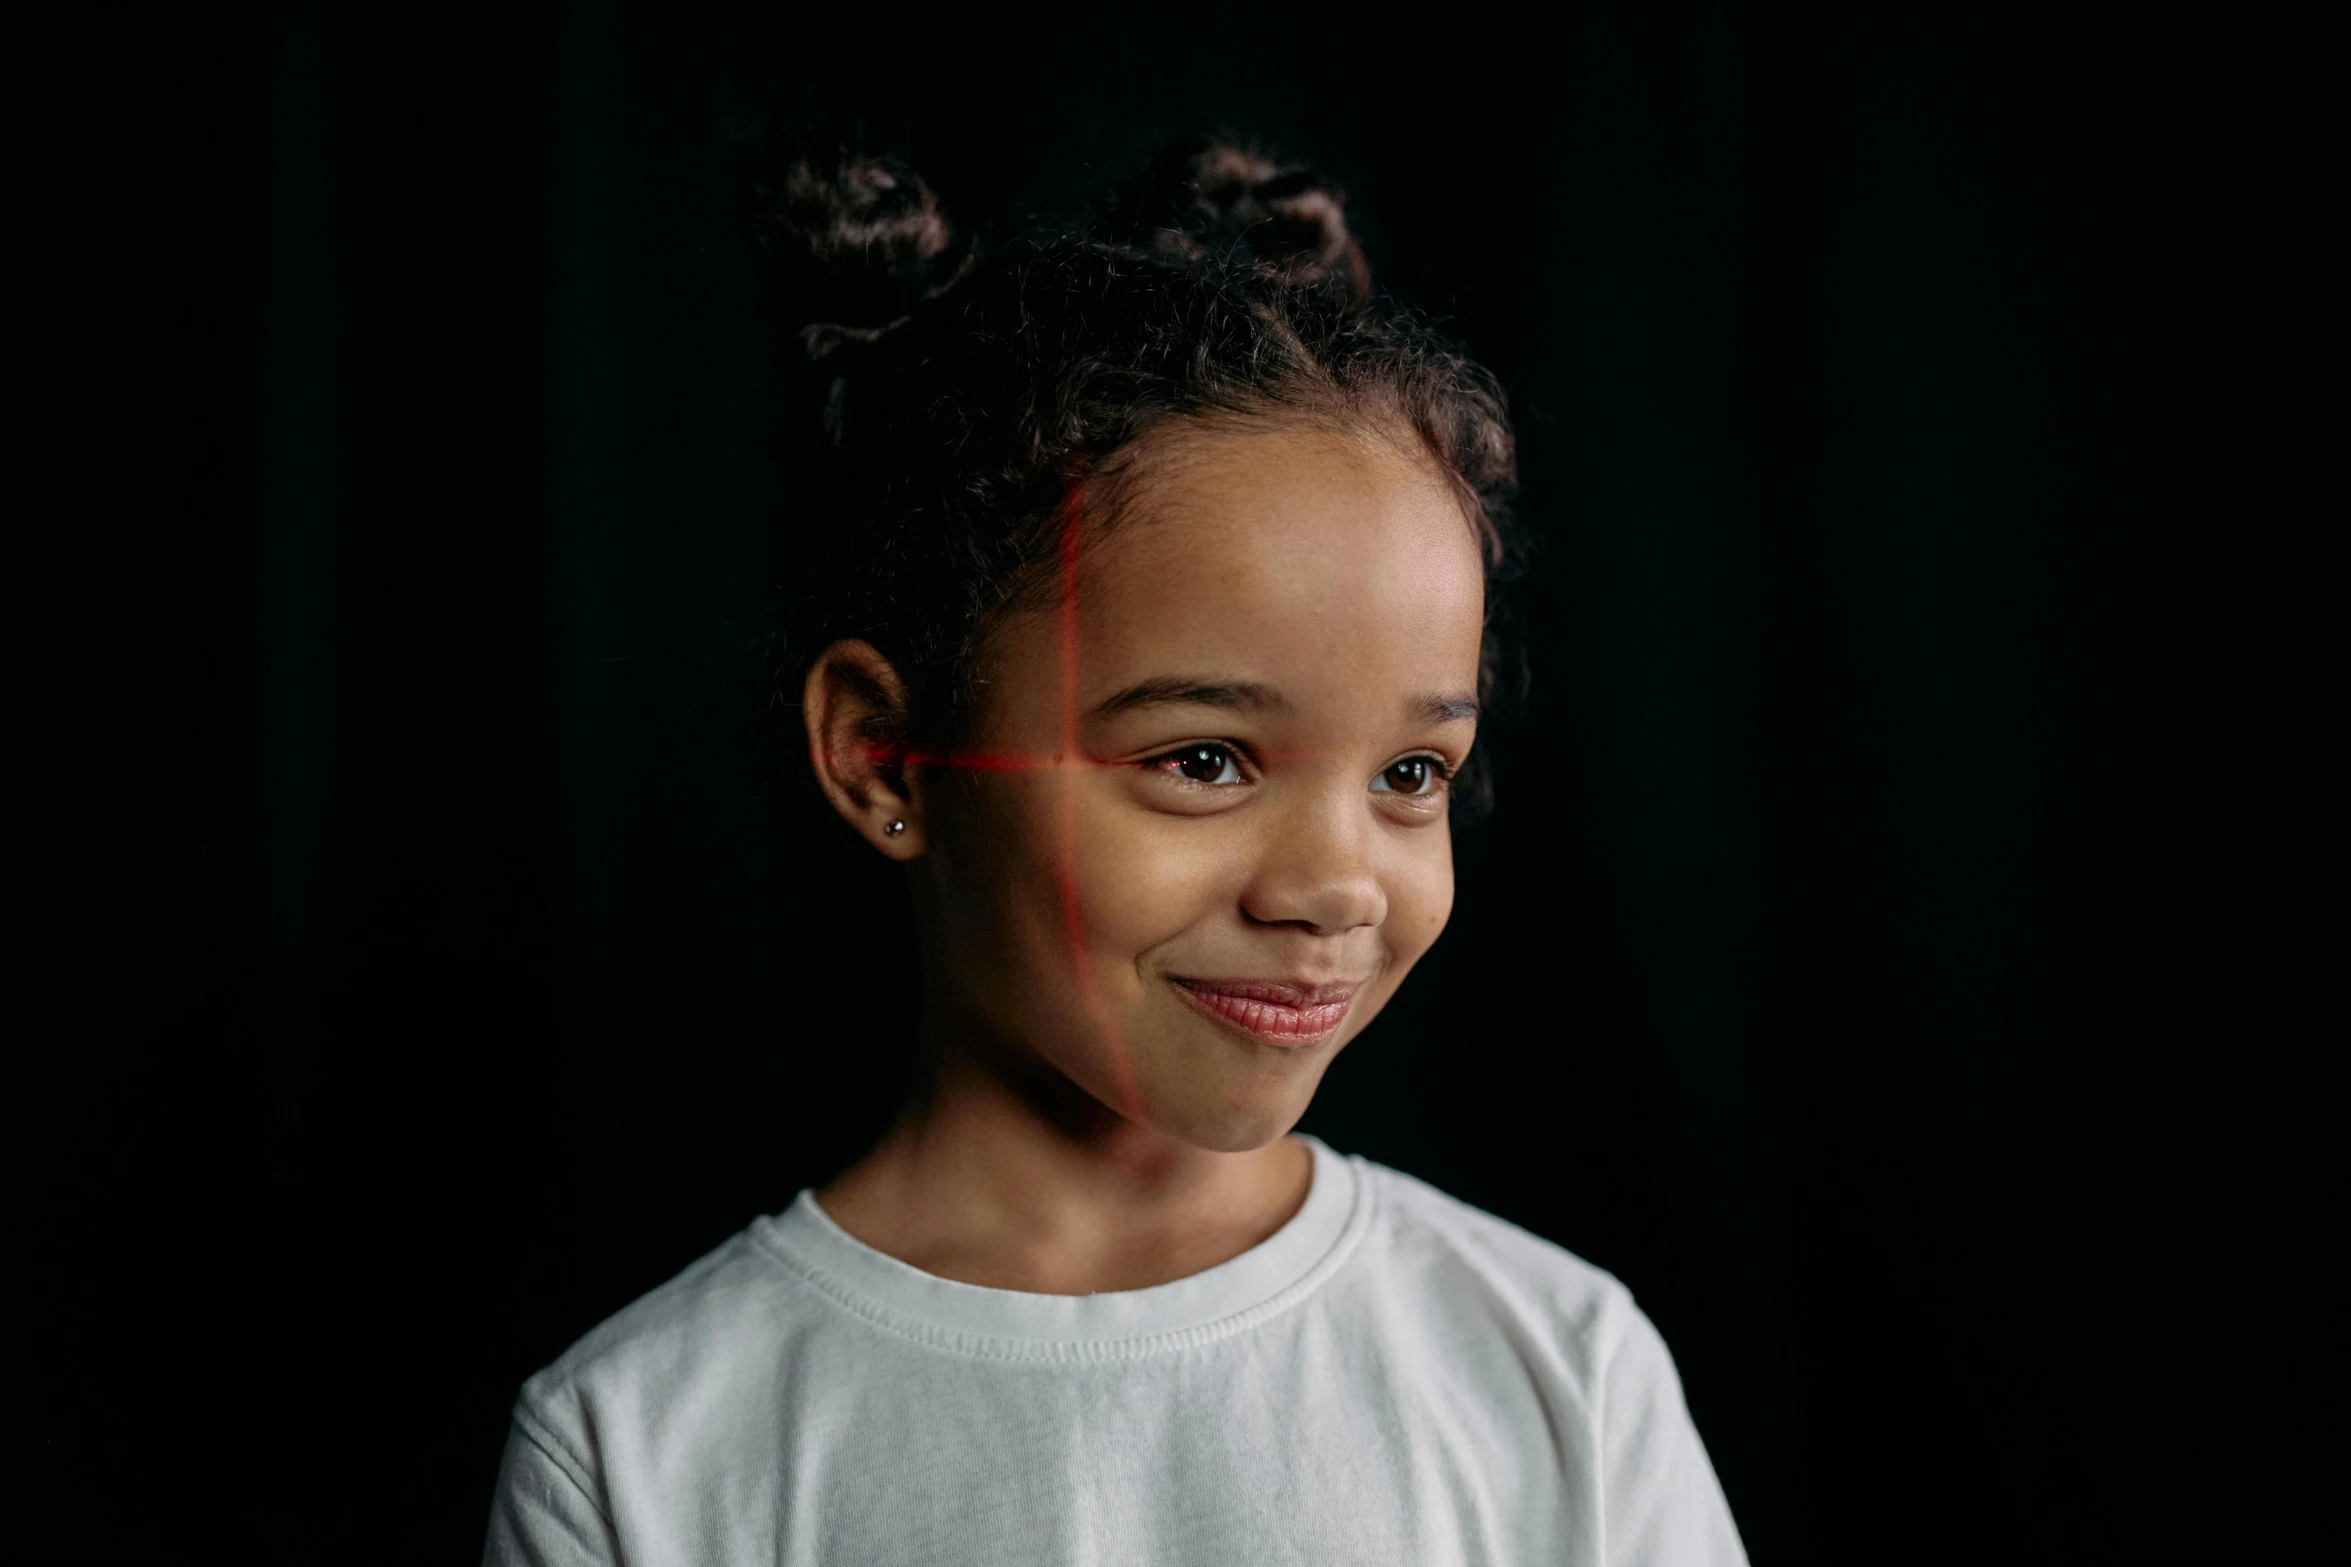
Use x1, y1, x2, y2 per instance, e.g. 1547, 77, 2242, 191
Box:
741, 145, 971, 355
1111, 137, 1370, 303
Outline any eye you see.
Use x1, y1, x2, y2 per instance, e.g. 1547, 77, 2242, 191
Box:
1149, 742, 1245, 786
1370, 755, 1448, 796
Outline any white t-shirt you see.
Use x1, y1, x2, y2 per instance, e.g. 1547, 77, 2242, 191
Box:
483, 1138, 1747, 1566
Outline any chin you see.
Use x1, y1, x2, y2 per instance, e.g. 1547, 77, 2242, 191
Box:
1145, 1084, 1317, 1155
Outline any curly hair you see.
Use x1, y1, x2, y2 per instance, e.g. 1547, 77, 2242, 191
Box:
743, 135, 1522, 809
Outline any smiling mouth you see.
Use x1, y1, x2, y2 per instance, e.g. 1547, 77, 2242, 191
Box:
1167, 976, 1363, 1047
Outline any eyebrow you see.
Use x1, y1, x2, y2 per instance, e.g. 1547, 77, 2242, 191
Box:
1093, 677, 1287, 718
1418, 694, 1480, 724
1091, 678, 1481, 726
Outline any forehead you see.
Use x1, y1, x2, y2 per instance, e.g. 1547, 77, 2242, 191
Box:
1062, 421, 1486, 695
1095, 420, 1480, 599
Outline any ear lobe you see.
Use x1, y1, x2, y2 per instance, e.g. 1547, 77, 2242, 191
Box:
802, 639, 926, 858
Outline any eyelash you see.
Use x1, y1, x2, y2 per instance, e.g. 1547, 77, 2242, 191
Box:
1145, 742, 1252, 787
1371, 754, 1453, 798
1140, 742, 1454, 798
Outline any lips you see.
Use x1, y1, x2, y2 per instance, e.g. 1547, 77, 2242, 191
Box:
1168, 976, 1362, 1046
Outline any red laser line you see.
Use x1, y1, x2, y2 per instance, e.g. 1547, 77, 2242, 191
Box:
848, 485, 1144, 1127
879, 740, 1366, 771
1051, 484, 1144, 1125
864, 744, 1056, 772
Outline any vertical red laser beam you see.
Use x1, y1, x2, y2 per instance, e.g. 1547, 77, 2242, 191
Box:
1051, 485, 1145, 1124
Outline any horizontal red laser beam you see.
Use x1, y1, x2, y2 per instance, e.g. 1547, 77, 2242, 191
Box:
862, 744, 1068, 772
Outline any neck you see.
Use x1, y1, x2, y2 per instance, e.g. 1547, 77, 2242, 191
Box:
815, 1009, 1311, 1295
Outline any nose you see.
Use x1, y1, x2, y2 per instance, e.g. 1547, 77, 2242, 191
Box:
1240, 787, 1388, 935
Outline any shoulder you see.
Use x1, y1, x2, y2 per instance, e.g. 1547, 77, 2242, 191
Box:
1346, 1156, 1676, 1395
1353, 1157, 1632, 1328
510, 1221, 809, 1470
1344, 1155, 1742, 1555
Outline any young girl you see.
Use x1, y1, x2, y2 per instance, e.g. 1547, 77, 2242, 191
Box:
484, 138, 1746, 1566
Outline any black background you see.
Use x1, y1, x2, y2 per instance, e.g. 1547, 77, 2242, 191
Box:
66, 2, 2333, 1563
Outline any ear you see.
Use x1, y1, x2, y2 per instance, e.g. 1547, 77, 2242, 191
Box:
802, 639, 927, 859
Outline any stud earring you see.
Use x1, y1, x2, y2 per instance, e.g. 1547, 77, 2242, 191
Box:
883, 818, 907, 837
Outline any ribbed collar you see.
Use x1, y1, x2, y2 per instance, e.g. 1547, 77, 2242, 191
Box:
749, 1137, 1368, 1361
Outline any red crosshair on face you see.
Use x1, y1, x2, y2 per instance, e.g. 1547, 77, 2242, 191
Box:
858, 427, 1487, 1152
867, 484, 1146, 1121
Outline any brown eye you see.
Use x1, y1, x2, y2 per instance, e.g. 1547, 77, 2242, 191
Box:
1372, 757, 1443, 796
1156, 744, 1241, 785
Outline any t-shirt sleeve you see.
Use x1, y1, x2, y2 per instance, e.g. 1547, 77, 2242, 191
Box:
481, 1411, 623, 1567
1597, 1304, 1749, 1567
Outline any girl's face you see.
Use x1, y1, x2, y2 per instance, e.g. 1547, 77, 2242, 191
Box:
913, 423, 1488, 1152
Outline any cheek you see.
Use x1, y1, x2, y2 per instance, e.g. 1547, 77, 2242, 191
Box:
1065, 792, 1236, 960
1382, 835, 1456, 970
934, 778, 1233, 996
929, 780, 1066, 975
